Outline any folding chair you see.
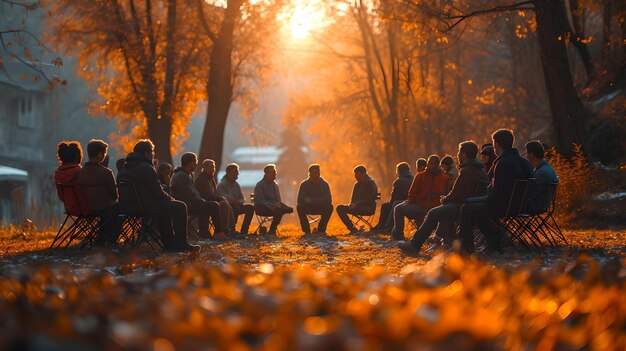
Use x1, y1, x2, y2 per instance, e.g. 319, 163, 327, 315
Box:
512, 182, 567, 248
117, 182, 163, 250
489, 179, 534, 252
307, 214, 322, 232
347, 192, 381, 232
251, 193, 273, 234
50, 183, 103, 249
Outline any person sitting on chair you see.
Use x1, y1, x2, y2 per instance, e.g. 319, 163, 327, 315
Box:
195, 159, 232, 234
296, 164, 333, 235
336, 165, 378, 233
440, 155, 457, 192
76, 139, 121, 245
157, 162, 173, 194
373, 162, 413, 232
524, 140, 559, 214
398, 141, 489, 255
390, 155, 448, 240
480, 144, 496, 180
416, 158, 427, 174
217, 163, 254, 235
253, 164, 293, 235
457, 129, 533, 255
118, 140, 200, 252
171, 153, 226, 240
54, 141, 88, 215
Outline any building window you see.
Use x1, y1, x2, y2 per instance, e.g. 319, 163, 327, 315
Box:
17, 96, 36, 129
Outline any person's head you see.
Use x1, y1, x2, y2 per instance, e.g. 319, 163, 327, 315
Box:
396, 162, 410, 176
180, 152, 198, 172
308, 164, 321, 181
416, 158, 427, 173
157, 162, 173, 180
264, 164, 277, 181
225, 163, 239, 181
458, 141, 479, 165
426, 155, 440, 171
440, 155, 454, 172
133, 139, 155, 162
353, 165, 367, 182
57, 141, 83, 165
201, 159, 216, 176
525, 140, 545, 168
116, 158, 125, 172
86, 139, 108, 163
491, 129, 514, 156
480, 146, 495, 166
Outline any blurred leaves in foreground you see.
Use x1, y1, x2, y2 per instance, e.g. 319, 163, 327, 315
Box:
0, 246, 624, 350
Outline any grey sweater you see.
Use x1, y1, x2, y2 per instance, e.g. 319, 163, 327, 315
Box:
254, 177, 281, 207
217, 177, 245, 205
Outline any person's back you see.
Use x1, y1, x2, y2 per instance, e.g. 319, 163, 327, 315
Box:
487, 149, 533, 216
77, 140, 117, 212
117, 151, 171, 213
54, 141, 88, 215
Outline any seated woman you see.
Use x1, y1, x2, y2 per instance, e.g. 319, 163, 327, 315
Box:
54, 141, 88, 215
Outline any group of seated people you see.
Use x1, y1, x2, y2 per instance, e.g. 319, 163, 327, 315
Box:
54, 127, 558, 256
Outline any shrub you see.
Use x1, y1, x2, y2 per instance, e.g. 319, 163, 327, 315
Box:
546, 144, 597, 225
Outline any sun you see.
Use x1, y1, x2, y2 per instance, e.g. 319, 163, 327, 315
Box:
280, 2, 328, 40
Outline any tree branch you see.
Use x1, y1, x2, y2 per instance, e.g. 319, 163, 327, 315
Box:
196, 0, 217, 43
444, 1, 535, 31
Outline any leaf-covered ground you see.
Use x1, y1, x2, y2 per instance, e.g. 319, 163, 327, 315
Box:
0, 223, 624, 350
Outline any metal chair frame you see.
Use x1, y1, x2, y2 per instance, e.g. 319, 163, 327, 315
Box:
347, 192, 382, 232
50, 183, 103, 249
117, 182, 163, 250
250, 193, 274, 234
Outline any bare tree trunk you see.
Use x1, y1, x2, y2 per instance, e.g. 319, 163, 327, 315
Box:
533, 0, 587, 157
602, 0, 613, 59
198, 0, 243, 171
566, 0, 594, 82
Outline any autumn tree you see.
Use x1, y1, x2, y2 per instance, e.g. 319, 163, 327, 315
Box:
196, 0, 280, 172
46, 0, 207, 164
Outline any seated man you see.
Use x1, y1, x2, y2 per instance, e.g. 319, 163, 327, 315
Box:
157, 162, 173, 194
373, 162, 413, 232
217, 163, 254, 235
195, 159, 232, 233
440, 155, 457, 192
524, 140, 559, 213
118, 140, 200, 252
296, 164, 333, 235
457, 129, 533, 255
171, 153, 225, 240
398, 141, 489, 255
336, 165, 378, 233
416, 158, 427, 174
54, 141, 87, 215
76, 139, 121, 245
253, 164, 293, 234
390, 155, 448, 240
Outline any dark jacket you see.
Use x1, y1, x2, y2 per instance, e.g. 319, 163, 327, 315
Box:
442, 158, 489, 205
297, 177, 332, 207
76, 161, 118, 211
117, 152, 172, 213
171, 167, 206, 208
390, 170, 413, 202
485, 148, 533, 216
350, 175, 378, 214
194, 172, 222, 202
54, 163, 88, 215
406, 168, 449, 209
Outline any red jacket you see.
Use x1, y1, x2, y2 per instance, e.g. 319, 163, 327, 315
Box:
54, 163, 88, 215
406, 168, 449, 209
